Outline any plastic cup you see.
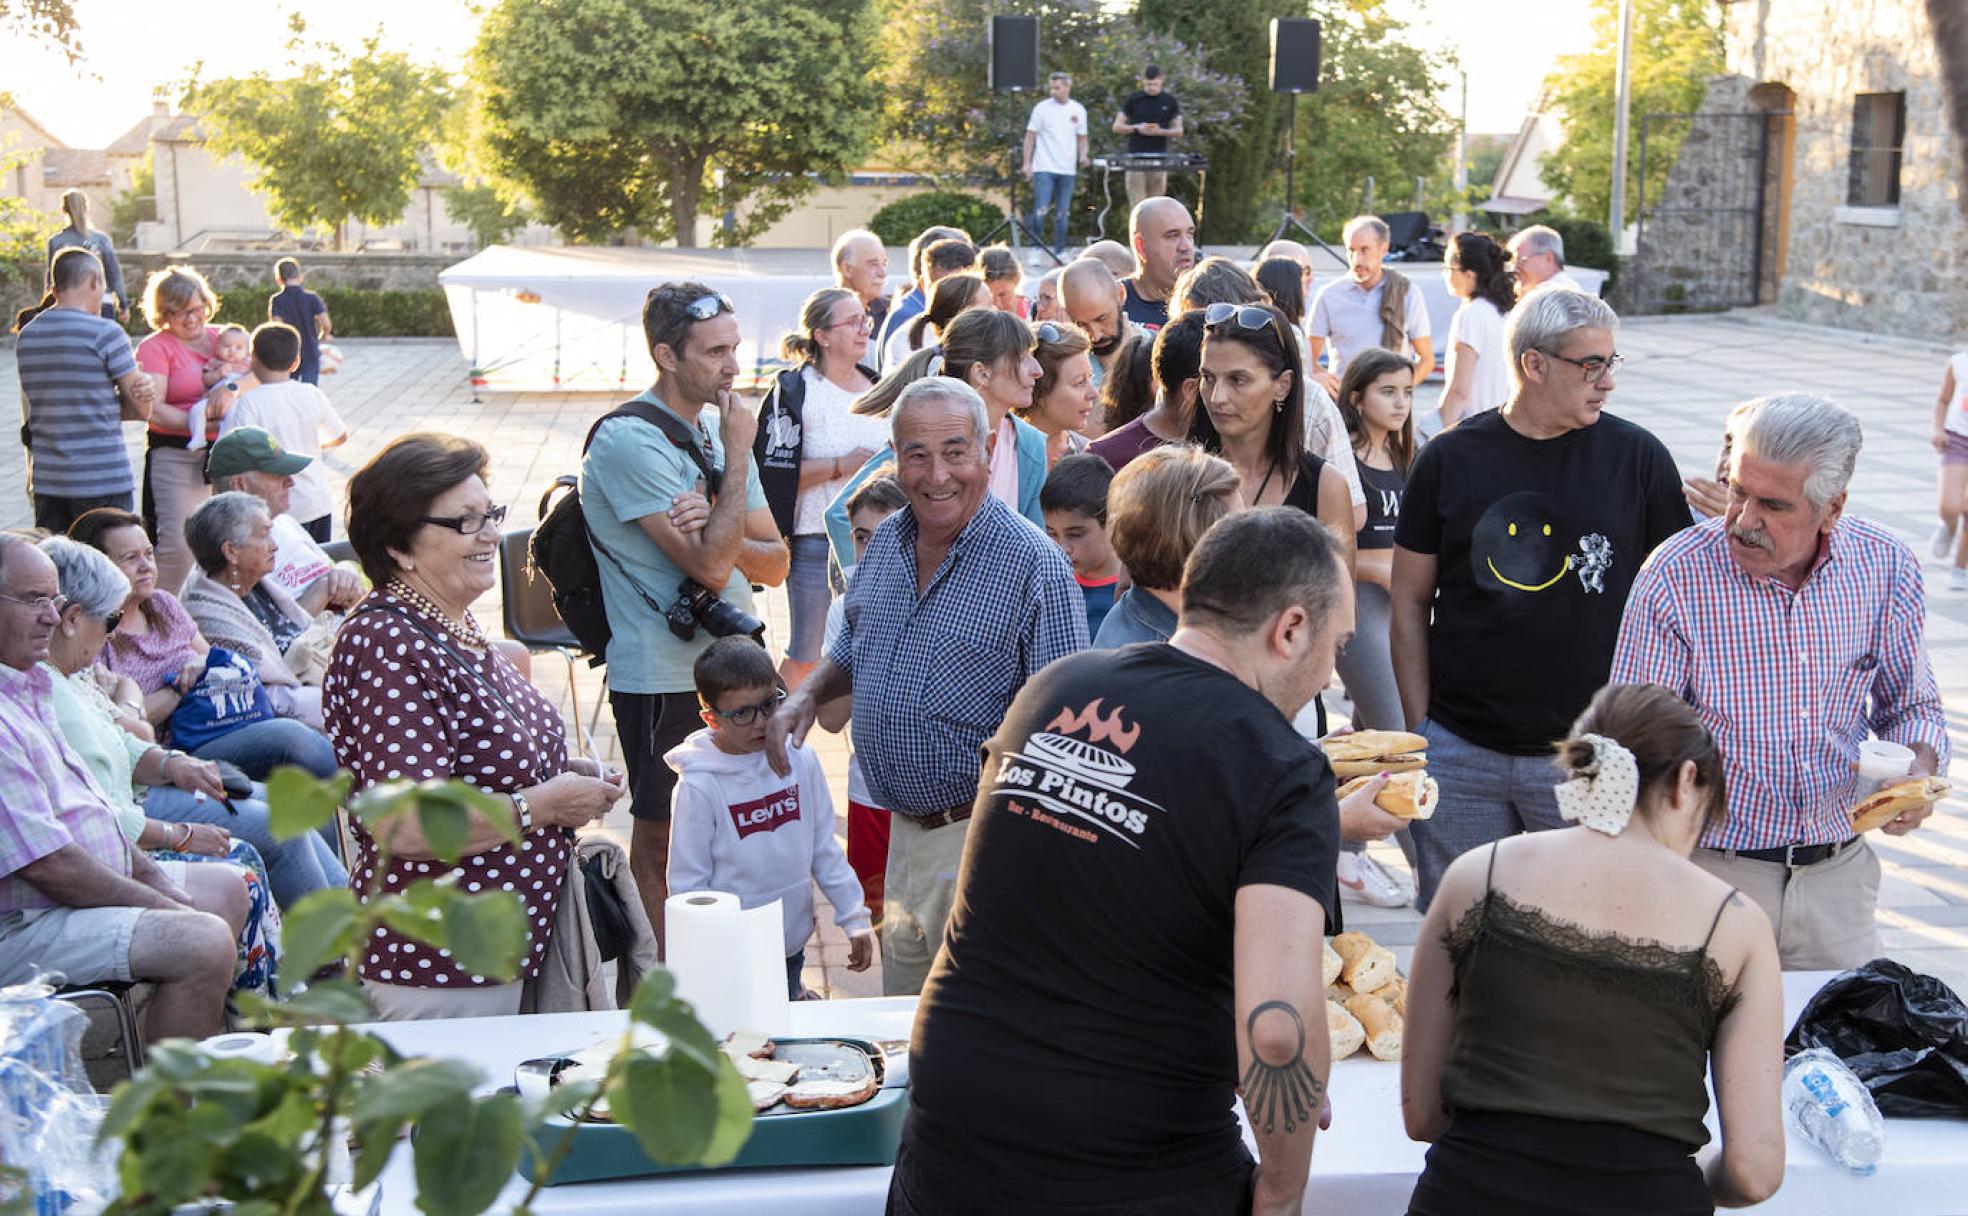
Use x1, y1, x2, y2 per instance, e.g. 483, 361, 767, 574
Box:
1856, 740, 1914, 791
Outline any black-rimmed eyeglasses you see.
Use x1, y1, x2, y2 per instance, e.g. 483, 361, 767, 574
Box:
1546, 351, 1624, 383
707, 691, 785, 726
420, 505, 509, 536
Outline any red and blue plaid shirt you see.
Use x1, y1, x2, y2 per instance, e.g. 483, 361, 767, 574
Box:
1611, 516, 1949, 851
0, 663, 135, 914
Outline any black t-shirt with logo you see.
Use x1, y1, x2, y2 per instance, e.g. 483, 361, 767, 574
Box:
900, 645, 1341, 1204
1394, 408, 1690, 754
1357, 458, 1407, 551
1122, 90, 1181, 154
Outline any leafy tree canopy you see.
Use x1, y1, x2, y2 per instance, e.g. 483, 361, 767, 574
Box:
1540, 0, 1724, 224
469, 0, 880, 248
186, 20, 451, 248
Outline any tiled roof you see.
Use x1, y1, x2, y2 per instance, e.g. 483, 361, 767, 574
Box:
41, 148, 111, 186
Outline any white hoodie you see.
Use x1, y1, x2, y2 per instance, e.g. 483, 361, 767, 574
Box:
665, 729, 871, 957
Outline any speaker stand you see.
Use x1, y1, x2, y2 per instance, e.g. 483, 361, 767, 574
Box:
1258, 92, 1341, 260
979, 155, 1068, 267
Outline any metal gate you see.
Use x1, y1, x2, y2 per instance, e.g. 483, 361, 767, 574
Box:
1631, 110, 1789, 314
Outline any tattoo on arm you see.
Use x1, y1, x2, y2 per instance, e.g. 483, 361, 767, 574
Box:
1241, 1000, 1327, 1136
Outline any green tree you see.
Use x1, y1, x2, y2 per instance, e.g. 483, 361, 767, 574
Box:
1539, 0, 1723, 224
186, 27, 451, 249
468, 0, 880, 248
875, 0, 1245, 241
110, 152, 156, 247
444, 182, 530, 248
1137, 0, 1301, 243
1289, 3, 1457, 237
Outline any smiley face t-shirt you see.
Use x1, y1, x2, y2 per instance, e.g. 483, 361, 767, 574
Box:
1396, 408, 1690, 754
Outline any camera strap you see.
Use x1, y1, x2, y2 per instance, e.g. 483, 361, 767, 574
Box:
574, 398, 725, 620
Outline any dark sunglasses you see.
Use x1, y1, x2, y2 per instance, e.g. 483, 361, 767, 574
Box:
685, 292, 735, 320
102, 608, 125, 631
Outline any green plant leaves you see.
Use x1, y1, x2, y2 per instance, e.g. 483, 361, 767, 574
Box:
412, 1092, 523, 1216
351, 1059, 484, 1126
444, 890, 528, 981
280, 887, 362, 980
266, 768, 352, 839
279, 980, 373, 1025
602, 1043, 754, 1168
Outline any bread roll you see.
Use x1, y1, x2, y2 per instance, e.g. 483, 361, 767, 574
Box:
1850, 775, 1950, 833
1331, 754, 1427, 779
1376, 977, 1409, 1016
1326, 980, 1354, 1005
1321, 941, 1343, 988
1332, 932, 1396, 994
1338, 771, 1439, 819
1326, 1000, 1364, 1060
1345, 992, 1405, 1061
1321, 730, 1427, 763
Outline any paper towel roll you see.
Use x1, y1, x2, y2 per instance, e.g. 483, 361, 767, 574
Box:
665, 890, 789, 1038
199, 1032, 280, 1066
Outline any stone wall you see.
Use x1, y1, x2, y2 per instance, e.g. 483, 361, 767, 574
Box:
1726, 0, 1968, 344
1619, 75, 1763, 314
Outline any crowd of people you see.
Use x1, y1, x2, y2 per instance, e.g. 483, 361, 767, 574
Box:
1, 185, 1952, 1213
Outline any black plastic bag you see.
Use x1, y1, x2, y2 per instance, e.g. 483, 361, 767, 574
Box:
1784, 958, 1968, 1118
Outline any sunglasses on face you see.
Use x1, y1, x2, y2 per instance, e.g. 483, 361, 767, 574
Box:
100, 608, 125, 631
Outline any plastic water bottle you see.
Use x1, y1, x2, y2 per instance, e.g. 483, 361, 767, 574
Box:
1782, 1048, 1884, 1175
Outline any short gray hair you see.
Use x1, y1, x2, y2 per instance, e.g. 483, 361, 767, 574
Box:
1342, 215, 1390, 245
1728, 393, 1864, 507
831, 228, 880, 271
1510, 224, 1565, 265
1506, 287, 1620, 372
38, 536, 129, 619
891, 376, 989, 453
185, 491, 270, 576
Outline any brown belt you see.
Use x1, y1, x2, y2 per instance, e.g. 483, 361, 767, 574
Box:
908, 804, 975, 831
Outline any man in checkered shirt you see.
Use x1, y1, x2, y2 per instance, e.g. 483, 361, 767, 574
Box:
770, 377, 1087, 995
0, 536, 236, 1040
1612, 393, 1949, 969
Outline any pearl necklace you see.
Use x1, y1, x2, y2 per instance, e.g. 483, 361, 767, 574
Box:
387, 579, 488, 651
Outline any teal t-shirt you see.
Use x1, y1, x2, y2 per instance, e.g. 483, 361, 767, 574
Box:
579, 391, 768, 694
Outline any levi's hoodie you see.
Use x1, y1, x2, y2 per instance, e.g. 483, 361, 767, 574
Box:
665, 728, 871, 957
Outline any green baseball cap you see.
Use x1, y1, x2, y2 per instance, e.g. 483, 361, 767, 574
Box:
207, 427, 312, 481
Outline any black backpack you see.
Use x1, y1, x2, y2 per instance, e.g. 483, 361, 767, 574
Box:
529, 400, 718, 666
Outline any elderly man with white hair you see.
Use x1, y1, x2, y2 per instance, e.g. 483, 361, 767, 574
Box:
1307, 215, 1433, 397
832, 228, 891, 342
1507, 224, 1586, 297
1390, 289, 1691, 910
768, 377, 1087, 995
1612, 394, 1948, 970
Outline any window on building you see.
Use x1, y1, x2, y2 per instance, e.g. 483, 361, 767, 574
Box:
1847, 92, 1906, 208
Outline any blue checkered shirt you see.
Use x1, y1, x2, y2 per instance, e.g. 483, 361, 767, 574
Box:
828, 495, 1088, 816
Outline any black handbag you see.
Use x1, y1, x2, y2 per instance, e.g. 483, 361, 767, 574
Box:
578, 850, 634, 964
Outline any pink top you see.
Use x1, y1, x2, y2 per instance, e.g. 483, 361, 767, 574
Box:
0, 663, 133, 914
135, 328, 218, 436
100, 590, 203, 694
325, 588, 572, 987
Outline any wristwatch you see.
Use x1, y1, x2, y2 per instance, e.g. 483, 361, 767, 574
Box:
511, 790, 534, 834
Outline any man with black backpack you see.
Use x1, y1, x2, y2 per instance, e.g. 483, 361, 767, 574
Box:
579, 283, 789, 946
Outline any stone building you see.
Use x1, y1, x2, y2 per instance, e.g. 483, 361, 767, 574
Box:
1628, 0, 1966, 343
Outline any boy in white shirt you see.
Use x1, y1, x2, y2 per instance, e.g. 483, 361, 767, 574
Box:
222, 321, 348, 542
667, 637, 874, 998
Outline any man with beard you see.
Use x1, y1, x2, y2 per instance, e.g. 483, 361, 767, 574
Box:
1612, 393, 1947, 969
1060, 258, 1136, 387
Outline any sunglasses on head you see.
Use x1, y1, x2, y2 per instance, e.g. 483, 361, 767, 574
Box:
1203, 302, 1281, 332
684, 292, 735, 320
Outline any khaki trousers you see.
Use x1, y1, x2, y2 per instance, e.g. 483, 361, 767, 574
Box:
1692, 840, 1882, 971
147, 446, 211, 594
881, 813, 970, 997
1125, 170, 1168, 208
363, 979, 523, 1020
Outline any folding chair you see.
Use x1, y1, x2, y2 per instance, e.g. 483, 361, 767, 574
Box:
498, 527, 605, 758
55, 982, 146, 1083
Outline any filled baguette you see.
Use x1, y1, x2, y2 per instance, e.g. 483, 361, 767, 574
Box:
1338, 770, 1439, 820
1850, 775, 1950, 833
1321, 729, 1428, 778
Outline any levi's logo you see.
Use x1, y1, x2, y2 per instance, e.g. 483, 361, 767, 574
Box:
730, 786, 800, 838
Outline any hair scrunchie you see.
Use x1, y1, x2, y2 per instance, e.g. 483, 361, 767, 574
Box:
1554, 733, 1639, 837
926, 346, 945, 377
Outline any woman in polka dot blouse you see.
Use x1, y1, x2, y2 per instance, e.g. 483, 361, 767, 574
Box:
325, 434, 625, 1020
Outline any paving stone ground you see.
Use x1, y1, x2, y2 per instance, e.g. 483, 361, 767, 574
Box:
6, 307, 1966, 1000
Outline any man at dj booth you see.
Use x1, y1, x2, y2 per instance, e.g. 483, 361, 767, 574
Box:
1112, 65, 1183, 207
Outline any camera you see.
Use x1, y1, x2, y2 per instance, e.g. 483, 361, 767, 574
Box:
664, 578, 766, 643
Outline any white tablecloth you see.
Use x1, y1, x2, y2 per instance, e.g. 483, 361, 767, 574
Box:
365, 972, 1966, 1215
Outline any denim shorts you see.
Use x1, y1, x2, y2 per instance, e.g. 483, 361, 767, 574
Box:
786, 534, 835, 662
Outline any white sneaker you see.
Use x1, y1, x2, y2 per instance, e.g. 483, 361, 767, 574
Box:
1336, 851, 1412, 908
1933, 521, 1958, 560
1950, 567, 1968, 592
